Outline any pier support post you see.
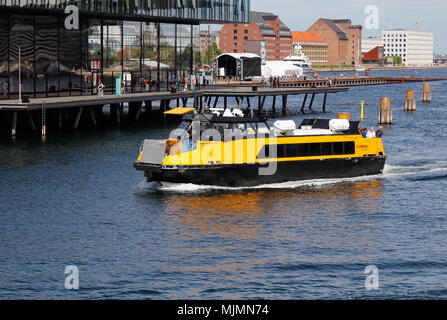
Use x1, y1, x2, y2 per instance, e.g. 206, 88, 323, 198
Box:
193, 95, 198, 109
405, 90, 416, 112
144, 101, 152, 120
238, 96, 244, 110
89, 107, 97, 126
11, 111, 17, 136
134, 102, 142, 121
259, 96, 266, 112
58, 110, 63, 129
309, 93, 315, 110
300, 94, 308, 113
282, 95, 287, 115
74, 107, 83, 129
378, 97, 392, 124
224, 96, 227, 109
246, 96, 251, 110
182, 98, 188, 107
322, 93, 327, 112
110, 103, 121, 124
145, 101, 152, 113
272, 96, 276, 112
207, 96, 212, 108
213, 96, 219, 109
28, 111, 37, 132
422, 84, 431, 103
160, 100, 166, 118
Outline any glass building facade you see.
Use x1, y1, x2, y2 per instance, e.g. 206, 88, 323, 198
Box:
0, 1, 250, 98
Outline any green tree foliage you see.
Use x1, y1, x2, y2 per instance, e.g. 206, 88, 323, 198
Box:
386, 56, 403, 65
201, 42, 222, 65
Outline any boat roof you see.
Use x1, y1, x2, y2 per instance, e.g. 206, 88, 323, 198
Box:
183, 113, 266, 124
300, 118, 360, 133
207, 115, 266, 123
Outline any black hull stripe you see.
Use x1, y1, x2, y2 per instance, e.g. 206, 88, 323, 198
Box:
137, 157, 386, 187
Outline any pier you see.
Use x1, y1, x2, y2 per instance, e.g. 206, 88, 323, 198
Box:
0, 75, 445, 136
215, 76, 447, 89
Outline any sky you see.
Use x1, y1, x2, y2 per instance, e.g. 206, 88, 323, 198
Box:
249, 0, 447, 54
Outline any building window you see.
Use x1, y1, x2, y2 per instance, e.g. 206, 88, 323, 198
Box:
234, 36, 237, 40
234, 29, 237, 34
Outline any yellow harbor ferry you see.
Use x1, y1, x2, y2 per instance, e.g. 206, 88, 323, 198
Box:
134, 108, 386, 187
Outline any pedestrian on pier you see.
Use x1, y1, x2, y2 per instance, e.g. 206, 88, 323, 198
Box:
97, 83, 105, 97
120, 79, 126, 95
184, 76, 188, 91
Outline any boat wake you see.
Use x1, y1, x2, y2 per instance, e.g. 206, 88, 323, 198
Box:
137, 160, 447, 193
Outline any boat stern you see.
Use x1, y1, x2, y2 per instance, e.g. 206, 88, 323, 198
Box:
134, 139, 167, 181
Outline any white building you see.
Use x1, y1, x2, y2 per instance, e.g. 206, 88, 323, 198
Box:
382, 29, 434, 66
362, 37, 383, 53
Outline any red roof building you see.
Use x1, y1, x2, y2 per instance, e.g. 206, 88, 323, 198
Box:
219, 11, 292, 61
291, 31, 328, 65
307, 18, 362, 66
361, 46, 385, 66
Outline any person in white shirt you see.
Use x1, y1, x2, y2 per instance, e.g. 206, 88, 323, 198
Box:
366, 127, 376, 138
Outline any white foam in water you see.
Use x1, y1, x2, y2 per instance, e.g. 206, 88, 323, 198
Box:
137, 160, 447, 193
383, 160, 447, 176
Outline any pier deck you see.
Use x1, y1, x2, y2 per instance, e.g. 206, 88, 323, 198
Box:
215, 76, 447, 89
0, 74, 445, 136
0, 91, 201, 111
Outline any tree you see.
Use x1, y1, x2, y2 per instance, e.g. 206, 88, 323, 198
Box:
201, 42, 222, 66
386, 56, 402, 65
393, 56, 403, 65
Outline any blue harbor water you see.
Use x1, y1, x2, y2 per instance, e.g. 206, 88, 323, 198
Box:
1, 69, 447, 299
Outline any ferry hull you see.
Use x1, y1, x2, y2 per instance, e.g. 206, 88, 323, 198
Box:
135, 156, 386, 187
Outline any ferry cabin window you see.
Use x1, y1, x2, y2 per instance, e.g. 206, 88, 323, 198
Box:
258, 142, 355, 159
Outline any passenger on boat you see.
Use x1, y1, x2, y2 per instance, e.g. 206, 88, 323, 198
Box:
376, 126, 383, 138
361, 128, 368, 138
366, 127, 376, 138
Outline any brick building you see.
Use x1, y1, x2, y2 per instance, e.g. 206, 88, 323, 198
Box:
361, 46, 385, 66
200, 29, 220, 53
291, 31, 328, 66
307, 19, 362, 66
219, 11, 292, 61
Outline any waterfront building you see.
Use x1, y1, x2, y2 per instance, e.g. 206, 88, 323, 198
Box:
382, 29, 433, 66
362, 37, 383, 53
361, 46, 385, 66
307, 19, 362, 66
0, 1, 250, 98
219, 11, 292, 61
291, 31, 328, 66
200, 29, 220, 53
434, 54, 447, 65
